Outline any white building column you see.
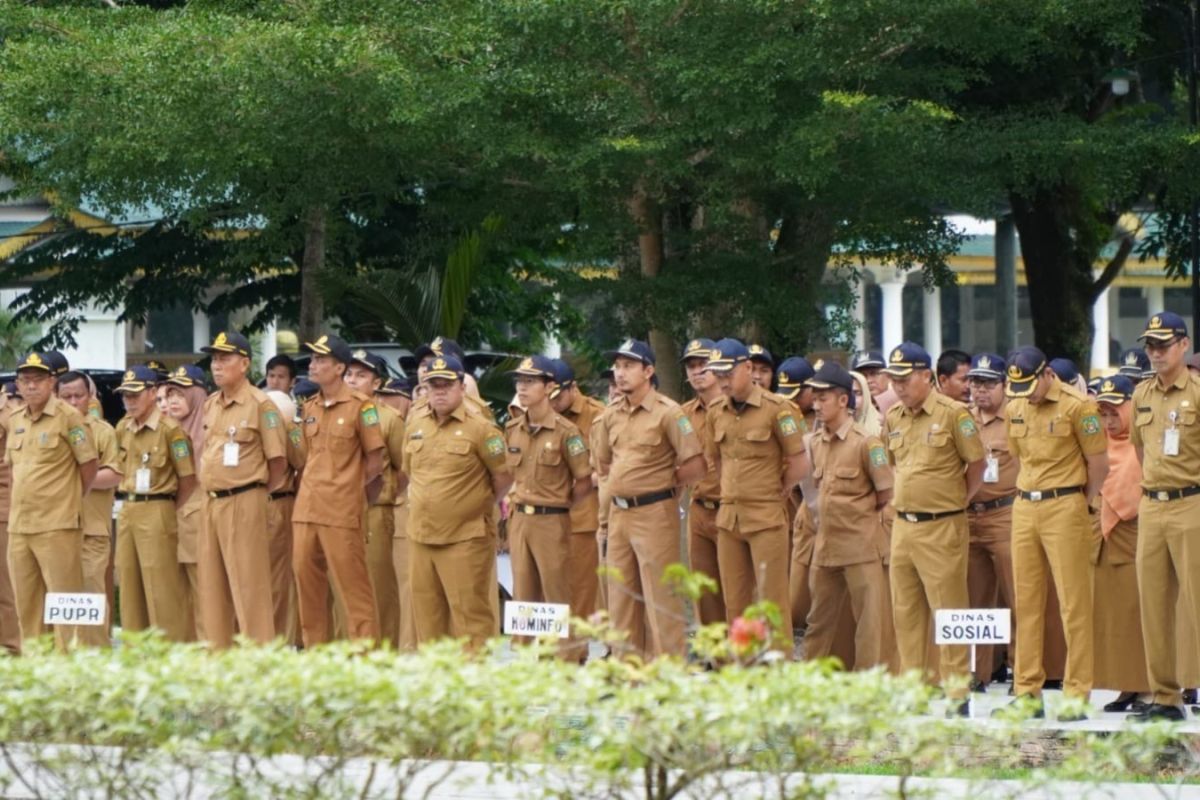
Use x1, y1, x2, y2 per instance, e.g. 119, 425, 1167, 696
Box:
260, 319, 278, 368
853, 277, 867, 352
192, 310, 210, 354
1146, 284, 1165, 315
922, 285, 942, 356
878, 267, 906, 354
1091, 277, 1111, 374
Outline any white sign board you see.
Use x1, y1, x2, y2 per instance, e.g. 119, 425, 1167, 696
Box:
503, 601, 570, 639
934, 608, 1010, 645
43, 593, 106, 626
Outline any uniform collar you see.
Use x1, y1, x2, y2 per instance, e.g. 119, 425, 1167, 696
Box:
1043, 379, 1063, 404
523, 403, 557, 429
319, 380, 353, 406
434, 402, 469, 426
900, 391, 938, 417
1157, 368, 1191, 392
24, 396, 61, 421
820, 416, 854, 442
130, 407, 162, 432
568, 391, 586, 416
219, 378, 254, 407
621, 388, 658, 413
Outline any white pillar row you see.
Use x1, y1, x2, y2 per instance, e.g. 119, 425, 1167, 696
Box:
260, 319, 278, 369
1146, 284, 1165, 315
878, 267, 906, 355
1091, 276, 1111, 375
923, 285, 942, 357
191, 309, 210, 354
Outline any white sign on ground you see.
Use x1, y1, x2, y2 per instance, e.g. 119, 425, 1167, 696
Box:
503, 601, 569, 639
43, 593, 106, 626
934, 608, 1011, 645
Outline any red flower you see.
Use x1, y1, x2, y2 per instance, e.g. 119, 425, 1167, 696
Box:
730, 616, 768, 651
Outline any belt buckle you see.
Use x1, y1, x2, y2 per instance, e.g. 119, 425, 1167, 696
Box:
971, 503, 984, 513
1158, 491, 1170, 502
904, 513, 918, 523
522, 504, 535, 514
208, 491, 218, 499
1029, 491, 1042, 502
614, 497, 630, 510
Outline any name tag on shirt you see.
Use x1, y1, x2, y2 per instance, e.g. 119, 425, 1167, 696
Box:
224, 442, 240, 467
135, 468, 151, 494
1165, 428, 1181, 457
983, 455, 999, 484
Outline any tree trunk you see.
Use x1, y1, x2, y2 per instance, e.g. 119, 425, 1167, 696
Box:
628, 183, 682, 399
1009, 188, 1097, 369
299, 205, 327, 342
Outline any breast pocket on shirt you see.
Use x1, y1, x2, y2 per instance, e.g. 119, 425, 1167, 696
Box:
405, 438, 425, 469
442, 440, 474, 460
834, 465, 861, 487
741, 428, 773, 458
327, 421, 358, 454
536, 446, 563, 479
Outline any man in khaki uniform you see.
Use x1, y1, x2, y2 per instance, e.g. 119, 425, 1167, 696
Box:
344, 350, 407, 646
199, 331, 288, 647
550, 359, 607, 623
0, 390, 22, 654
775, 356, 818, 631
964, 353, 1019, 689
114, 366, 196, 642
803, 361, 892, 668
704, 339, 807, 649
881, 342, 985, 713
378, 377, 417, 649
6, 352, 98, 647
404, 355, 511, 648
506, 356, 592, 656
679, 338, 726, 626
263, 387, 305, 646
58, 371, 121, 645
1130, 312, 1200, 721
293, 335, 385, 645
1002, 346, 1107, 720
592, 340, 705, 659
747, 345, 775, 390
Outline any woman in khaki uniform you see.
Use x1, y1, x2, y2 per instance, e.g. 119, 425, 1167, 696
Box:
165, 365, 210, 640
1093, 375, 1150, 711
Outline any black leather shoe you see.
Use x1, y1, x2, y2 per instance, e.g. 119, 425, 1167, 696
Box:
1042, 679, 1063, 691
1057, 709, 1088, 722
1184, 689, 1198, 704
947, 699, 970, 718
1131, 703, 1186, 723
991, 696, 1044, 719
970, 678, 988, 694
1103, 692, 1141, 713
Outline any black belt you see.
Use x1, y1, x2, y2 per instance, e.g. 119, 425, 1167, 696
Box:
1143, 485, 1200, 502
693, 497, 720, 511
208, 482, 265, 500
513, 503, 569, 515
116, 492, 176, 503
1018, 486, 1083, 502
269, 490, 296, 501
895, 509, 964, 523
612, 488, 676, 510
969, 496, 1015, 513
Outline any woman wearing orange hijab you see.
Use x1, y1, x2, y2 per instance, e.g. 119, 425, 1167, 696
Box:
1094, 376, 1150, 712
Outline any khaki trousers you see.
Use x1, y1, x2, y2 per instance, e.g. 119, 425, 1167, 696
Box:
9, 528, 83, 649
510, 512, 571, 605
805, 559, 885, 669
365, 504, 399, 646
410, 534, 497, 648
79, 532, 111, 646
687, 502, 725, 626
1138, 493, 1200, 706
116, 501, 191, 642
1012, 493, 1094, 700
390, 503, 416, 650
718, 519, 793, 652
199, 488, 275, 648
568, 530, 601, 622
606, 499, 687, 659
890, 513, 970, 698
0, 522, 21, 655
967, 505, 1016, 683
267, 494, 298, 646
789, 503, 815, 631
177, 493, 203, 641
294, 521, 379, 646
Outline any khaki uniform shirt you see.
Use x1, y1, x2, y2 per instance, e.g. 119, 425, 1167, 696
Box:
0, 404, 13, 521
371, 402, 407, 507
1007, 380, 1105, 492
390, 404, 410, 508
561, 392, 605, 533
115, 409, 195, 495
591, 389, 702, 498
6, 396, 98, 534
504, 405, 591, 508
278, 414, 306, 493
811, 418, 892, 566
82, 416, 120, 537
682, 396, 722, 501
200, 381, 288, 491
294, 383, 385, 530
971, 405, 1018, 503
1131, 369, 1200, 490
883, 390, 984, 514
704, 385, 805, 534
402, 402, 508, 545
